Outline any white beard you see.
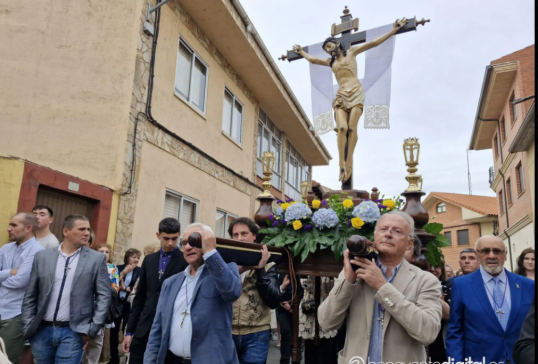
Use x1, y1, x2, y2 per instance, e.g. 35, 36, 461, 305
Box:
482, 263, 504, 275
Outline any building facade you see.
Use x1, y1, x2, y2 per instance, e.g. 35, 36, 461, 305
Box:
0, 0, 331, 260
424, 192, 498, 270
468, 45, 535, 269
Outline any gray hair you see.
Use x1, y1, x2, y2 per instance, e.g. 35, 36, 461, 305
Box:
181, 223, 214, 238
376, 210, 416, 239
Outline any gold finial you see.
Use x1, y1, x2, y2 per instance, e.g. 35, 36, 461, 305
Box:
403, 138, 422, 192
343, 6, 350, 15
258, 152, 276, 198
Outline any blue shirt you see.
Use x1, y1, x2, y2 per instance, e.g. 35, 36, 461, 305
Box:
0, 237, 44, 320
159, 247, 178, 281
367, 259, 402, 363
479, 266, 511, 324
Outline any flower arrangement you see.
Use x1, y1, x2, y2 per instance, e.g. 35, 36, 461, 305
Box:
260, 195, 405, 262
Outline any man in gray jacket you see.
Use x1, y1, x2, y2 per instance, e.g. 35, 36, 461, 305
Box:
22, 214, 110, 364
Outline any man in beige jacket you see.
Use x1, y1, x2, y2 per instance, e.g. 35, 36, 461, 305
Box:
318, 211, 442, 364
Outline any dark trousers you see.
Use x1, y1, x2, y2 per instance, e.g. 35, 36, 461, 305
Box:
304, 338, 337, 364
276, 310, 299, 364
165, 350, 191, 364
109, 300, 131, 363
127, 332, 150, 364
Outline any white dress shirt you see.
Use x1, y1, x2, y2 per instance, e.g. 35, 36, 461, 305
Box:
43, 244, 82, 322
168, 249, 216, 358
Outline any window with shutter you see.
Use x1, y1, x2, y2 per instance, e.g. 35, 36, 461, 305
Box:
163, 191, 199, 233
457, 230, 469, 245
257, 109, 283, 189
174, 37, 208, 114
516, 162, 525, 194
285, 141, 310, 200
445, 231, 452, 245
222, 88, 244, 144
215, 209, 238, 238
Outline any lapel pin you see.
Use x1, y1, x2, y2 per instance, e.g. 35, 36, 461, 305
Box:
516, 284, 520, 289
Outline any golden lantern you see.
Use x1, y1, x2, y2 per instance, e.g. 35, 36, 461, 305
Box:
258, 151, 275, 198
403, 138, 423, 192
300, 181, 310, 202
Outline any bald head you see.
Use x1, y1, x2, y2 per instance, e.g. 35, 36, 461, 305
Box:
475, 235, 505, 250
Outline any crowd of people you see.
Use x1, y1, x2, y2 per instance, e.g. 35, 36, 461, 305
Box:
0, 206, 535, 364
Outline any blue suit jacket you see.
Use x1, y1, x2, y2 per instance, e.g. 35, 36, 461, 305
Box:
144, 251, 242, 364
446, 269, 535, 364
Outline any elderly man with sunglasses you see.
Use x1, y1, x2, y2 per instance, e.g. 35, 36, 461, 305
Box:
144, 223, 242, 364
318, 210, 442, 364
447, 235, 535, 364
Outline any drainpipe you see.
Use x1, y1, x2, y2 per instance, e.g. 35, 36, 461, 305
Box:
503, 229, 514, 272
229, 0, 332, 161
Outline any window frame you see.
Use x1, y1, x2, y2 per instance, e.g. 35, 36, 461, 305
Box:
257, 109, 283, 190
500, 116, 507, 144
457, 229, 470, 246
437, 203, 446, 213
163, 189, 200, 233
222, 87, 244, 145
498, 189, 504, 215
509, 92, 517, 124
506, 178, 513, 206
215, 208, 238, 238
444, 231, 452, 245
285, 140, 311, 201
516, 162, 525, 195
174, 37, 210, 115
493, 134, 499, 160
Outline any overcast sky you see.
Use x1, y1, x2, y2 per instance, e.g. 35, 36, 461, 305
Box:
240, 0, 534, 199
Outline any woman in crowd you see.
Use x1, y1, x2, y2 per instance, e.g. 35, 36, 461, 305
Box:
427, 260, 450, 363
108, 248, 142, 364
515, 248, 535, 281
445, 264, 455, 278
82, 244, 120, 364
299, 276, 338, 364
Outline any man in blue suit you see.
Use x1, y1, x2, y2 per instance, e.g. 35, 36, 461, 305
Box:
447, 236, 535, 364
145, 223, 242, 364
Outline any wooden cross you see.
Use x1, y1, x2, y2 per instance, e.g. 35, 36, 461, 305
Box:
496, 308, 504, 322
158, 269, 164, 279
279, 7, 429, 63
180, 308, 190, 328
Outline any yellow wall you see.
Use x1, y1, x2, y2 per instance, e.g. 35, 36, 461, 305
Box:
107, 192, 120, 248
130, 142, 252, 252
480, 222, 494, 236
0, 0, 143, 191
0, 156, 24, 246
151, 7, 256, 178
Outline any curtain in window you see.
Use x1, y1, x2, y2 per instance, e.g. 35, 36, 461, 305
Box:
175, 43, 192, 97
191, 58, 207, 110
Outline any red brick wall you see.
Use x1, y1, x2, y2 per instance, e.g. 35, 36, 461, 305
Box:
426, 199, 481, 269
490, 45, 534, 232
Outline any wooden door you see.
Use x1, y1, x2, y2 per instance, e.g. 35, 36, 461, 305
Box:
36, 186, 94, 242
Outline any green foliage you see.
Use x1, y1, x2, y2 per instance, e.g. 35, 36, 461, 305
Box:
424, 223, 450, 267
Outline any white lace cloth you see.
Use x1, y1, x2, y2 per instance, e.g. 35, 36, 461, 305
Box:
308, 24, 396, 135
299, 276, 337, 340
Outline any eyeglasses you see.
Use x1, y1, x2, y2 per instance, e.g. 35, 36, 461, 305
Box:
477, 248, 506, 255
377, 226, 411, 238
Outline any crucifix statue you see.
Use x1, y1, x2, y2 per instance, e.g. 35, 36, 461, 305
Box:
281, 7, 429, 189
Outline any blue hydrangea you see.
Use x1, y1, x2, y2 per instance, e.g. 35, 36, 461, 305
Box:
284, 203, 312, 221
311, 208, 339, 229
275, 207, 284, 218
352, 200, 381, 223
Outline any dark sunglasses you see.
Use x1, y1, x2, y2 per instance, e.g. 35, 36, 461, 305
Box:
179, 232, 202, 249
478, 248, 506, 255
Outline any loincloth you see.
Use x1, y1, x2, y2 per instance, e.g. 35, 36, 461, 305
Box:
332, 85, 365, 113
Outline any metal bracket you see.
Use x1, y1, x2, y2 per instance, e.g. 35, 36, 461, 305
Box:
146, 0, 174, 21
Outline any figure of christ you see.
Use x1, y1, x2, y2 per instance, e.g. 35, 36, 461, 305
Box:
293, 18, 407, 183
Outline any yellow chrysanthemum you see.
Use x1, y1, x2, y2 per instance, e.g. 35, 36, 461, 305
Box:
351, 217, 365, 229
281, 203, 290, 211
293, 220, 303, 230
343, 199, 354, 209
312, 200, 321, 209
383, 199, 395, 210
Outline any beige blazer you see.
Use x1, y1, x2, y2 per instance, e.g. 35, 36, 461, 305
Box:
318, 259, 442, 364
